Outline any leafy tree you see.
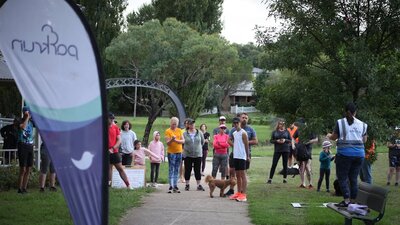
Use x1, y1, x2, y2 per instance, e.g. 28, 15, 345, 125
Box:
74, 0, 126, 79
126, 3, 156, 26
127, 0, 223, 34
106, 18, 239, 144
256, 0, 400, 141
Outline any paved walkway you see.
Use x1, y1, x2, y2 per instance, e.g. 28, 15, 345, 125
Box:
120, 158, 252, 225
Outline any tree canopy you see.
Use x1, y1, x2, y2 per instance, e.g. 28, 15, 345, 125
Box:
256, 0, 400, 140
127, 0, 223, 34
106, 18, 241, 144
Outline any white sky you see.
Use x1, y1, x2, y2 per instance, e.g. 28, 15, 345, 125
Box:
125, 0, 274, 44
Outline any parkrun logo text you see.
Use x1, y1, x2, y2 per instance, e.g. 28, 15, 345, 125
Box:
11, 24, 79, 60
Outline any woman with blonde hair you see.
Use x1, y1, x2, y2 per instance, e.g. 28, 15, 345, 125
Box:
267, 120, 291, 184
165, 117, 184, 193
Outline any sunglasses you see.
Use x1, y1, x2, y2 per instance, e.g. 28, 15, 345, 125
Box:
220, 127, 226, 130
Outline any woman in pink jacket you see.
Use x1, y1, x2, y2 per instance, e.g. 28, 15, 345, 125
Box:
212, 124, 230, 179
148, 131, 165, 186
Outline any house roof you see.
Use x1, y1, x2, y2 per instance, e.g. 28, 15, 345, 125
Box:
230, 81, 254, 96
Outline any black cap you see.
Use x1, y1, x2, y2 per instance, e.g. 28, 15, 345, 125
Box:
186, 118, 195, 124
232, 117, 240, 123
108, 112, 115, 119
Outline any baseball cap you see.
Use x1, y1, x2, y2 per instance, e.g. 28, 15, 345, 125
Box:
322, 140, 332, 148
186, 118, 195, 124
108, 112, 115, 119
232, 117, 240, 123
219, 116, 226, 121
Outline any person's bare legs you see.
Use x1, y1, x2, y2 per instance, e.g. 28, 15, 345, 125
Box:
109, 164, 114, 185
299, 161, 306, 187
114, 163, 130, 188
22, 167, 31, 189
18, 167, 27, 190
387, 167, 395, 184
39, 173, 46, 188
49, 173, 56, 187
236, 170, 246, 194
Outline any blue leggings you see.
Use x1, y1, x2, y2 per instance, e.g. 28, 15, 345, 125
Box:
168, 153, 182, 188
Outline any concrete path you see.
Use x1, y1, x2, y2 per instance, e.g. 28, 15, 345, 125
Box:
120, 158, 252, 225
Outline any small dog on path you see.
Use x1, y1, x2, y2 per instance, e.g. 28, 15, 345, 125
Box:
205, 175, 237, 198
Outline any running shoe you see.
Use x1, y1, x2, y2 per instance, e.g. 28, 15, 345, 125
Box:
185, 184, 190, 191
229, 192, 241, 200
197, 185, 205, 191
173, 186, 181, 193
167, 186, 173, 193
334, 200, 349, 208
236, 193, 247, 202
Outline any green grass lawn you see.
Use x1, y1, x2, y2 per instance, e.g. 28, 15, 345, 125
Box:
0, 187, 153, 225
0, 114, 397, 224
247, 153, 399, 225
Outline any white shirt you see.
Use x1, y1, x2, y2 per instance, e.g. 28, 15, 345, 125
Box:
233, 128, 247, 160
120, 130, 137, 154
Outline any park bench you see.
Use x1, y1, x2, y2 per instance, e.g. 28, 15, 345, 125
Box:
327, 182, 389, 225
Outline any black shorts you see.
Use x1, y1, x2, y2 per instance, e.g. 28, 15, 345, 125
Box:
110, 152, 122, 164
229, 152, 250, 169
389, 150, 400, 167
121, 153, 133, 166
233, 158, 246, 171
40, 152, 55, 174
17, 142, 34, 167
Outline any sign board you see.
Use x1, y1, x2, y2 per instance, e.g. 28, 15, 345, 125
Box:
112, 167, 145, 189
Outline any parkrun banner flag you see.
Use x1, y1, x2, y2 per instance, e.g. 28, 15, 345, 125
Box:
0, 1, 108, 225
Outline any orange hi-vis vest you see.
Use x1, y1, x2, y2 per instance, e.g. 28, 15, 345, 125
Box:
288, 126, 299, 143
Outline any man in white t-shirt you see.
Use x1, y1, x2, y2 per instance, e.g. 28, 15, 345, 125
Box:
228, 117, 249, 202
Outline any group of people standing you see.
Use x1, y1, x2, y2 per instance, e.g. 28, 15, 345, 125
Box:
107, 113, 164, 188
164, 113, 258, 202
266, 102, 372, 207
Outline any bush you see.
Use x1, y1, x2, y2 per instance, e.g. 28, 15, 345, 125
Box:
0, 163, 39, 191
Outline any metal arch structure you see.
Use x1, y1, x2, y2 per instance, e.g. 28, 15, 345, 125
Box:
105, 78, 187, 128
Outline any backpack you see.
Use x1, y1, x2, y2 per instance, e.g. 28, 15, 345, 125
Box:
296, 143, 310, 161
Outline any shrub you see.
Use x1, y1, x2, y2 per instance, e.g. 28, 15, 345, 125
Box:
0, 163, 39, 191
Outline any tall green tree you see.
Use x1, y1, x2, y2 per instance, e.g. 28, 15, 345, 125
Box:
127, 0, 223, 34
74, 0, 127, 78
106, 18, 238, 144
256, 0, 400, 140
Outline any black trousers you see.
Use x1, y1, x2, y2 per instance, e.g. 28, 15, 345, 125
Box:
150, 163, 160, 183
184, 157, 202, 181
269, 151, 289, 179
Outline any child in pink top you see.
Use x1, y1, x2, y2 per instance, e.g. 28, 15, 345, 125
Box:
148, 131, 165, 186
133, 140, 152, 166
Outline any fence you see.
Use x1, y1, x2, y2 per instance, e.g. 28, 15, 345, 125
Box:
230, 105, 259, 114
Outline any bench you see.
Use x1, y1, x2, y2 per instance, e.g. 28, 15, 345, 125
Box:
327, 182, 389, 225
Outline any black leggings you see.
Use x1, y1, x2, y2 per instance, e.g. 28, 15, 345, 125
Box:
317, 168, 331, 190
269, 151, 289, 179
150, 163, 160, 183
184, 157, 202, 181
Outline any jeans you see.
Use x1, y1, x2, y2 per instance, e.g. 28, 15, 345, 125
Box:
150, 163, 160, 183
335, 154, 364, 199
269, 151, 289, 179
168, 153, 182, 188
360, 159, 372, 184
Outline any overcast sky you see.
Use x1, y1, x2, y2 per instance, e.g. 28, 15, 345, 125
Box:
125, 0, 274, 44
